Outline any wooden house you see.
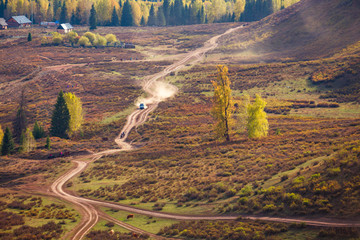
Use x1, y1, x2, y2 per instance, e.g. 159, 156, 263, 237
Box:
57, 23, 73, 33
0, 18, 8, 30
6, 15, 32, 28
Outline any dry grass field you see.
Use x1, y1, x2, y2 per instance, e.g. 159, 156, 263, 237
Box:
0, 1, 359, 237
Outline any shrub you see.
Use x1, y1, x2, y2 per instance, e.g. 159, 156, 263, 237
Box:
105, 34, 117, 43
78, 36, 91, 47
41, 36, 51, 45
52, 36, 63, 45
263, 204, 277, 212
84, 32, 96, 44
95, 35, 107, 46
66, 31, 79, 45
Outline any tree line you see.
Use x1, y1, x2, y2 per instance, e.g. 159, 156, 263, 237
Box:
0, 0, 300, 27
0, 90, 83, 156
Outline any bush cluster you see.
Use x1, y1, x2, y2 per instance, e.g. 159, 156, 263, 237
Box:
159, 220, 289, 240
41, 32, 119, 47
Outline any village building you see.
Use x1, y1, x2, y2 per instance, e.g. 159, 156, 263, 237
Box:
0, 18, 8, 30
40, 21, 59, 28
57, 23, 73, 33
6, 15, 32, 28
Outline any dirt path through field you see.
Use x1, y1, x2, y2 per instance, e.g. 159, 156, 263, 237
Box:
50, 24, 360, 240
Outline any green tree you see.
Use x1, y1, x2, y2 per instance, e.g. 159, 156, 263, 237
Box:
157, 6, 166, 26
211, 65, 233, 141
13, 90, 27, 142
45, 136, 51, 150
19, 128, 36, 153
174, 0, 184, 25
111, 6, 120, 26
50, 90, 70, 138
1, 127, 14, 155
32, 121, 45, 139
140, 16, 145, 26
27, 32, 32, 41
247, 94, 269, 138
121, 0, 133, 26
60, 2, 68, 23
13, 107, 27, 141
64, 92, 83, 135
89, 4, 97, 29
147, 4, 156, 26
162, 0, 170, 24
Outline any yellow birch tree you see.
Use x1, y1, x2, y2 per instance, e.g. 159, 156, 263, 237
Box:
64, 92, 83, 135
247, 94, 269, 138
211, 65, 233, 141
0, 125, 4, 146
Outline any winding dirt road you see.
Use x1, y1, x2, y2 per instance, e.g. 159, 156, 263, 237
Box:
50, 25, 360, 240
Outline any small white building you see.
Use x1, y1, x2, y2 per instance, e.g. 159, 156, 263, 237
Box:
0, 18, 8, 30
57, 23, 73, 33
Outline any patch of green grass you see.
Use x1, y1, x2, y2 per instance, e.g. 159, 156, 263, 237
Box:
100, 207, 178, 234
91, 219, 129, 233
100, 105, 136, 124
262, 155, 331, 189
275, 228, 319, 240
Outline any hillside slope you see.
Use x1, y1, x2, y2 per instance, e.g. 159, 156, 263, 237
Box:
219, 0, 360, 61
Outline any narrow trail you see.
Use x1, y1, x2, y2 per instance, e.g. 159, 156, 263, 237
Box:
50, 24, 360, 240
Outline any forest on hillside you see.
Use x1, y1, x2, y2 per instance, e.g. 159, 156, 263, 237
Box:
0, 0, 299, 27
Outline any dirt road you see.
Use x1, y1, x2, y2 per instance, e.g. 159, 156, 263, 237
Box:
50, 24, 360, 240
50, 25, 243, 240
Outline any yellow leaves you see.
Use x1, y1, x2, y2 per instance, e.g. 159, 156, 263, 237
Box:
247, 94, 268, 138
64, 92, 83, 135
105, 34, 117, 43
212, 65, 233, 141
0, 125, 3, 145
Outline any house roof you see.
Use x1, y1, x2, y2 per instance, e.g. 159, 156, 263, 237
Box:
11, 15, 32, 24
57, 23, 73, 30
0, 18, 7, 26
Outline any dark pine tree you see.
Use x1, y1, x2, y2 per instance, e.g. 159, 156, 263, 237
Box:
89, 4, 97, 29
111, 6, 120, 26
121, 0, 133, 26
13, 90, 27, 142
200, 5, 205, 24
50, 90, 70, 138
140, 16, 145, 26
0, 0, 4, 18
53, 0, 60, 20
169, 3, 175, 25
1, 127, 14, 155
33, 121, 45, 139
70, 11, 76, 24
119, 0, 123, 8
27, 32, 32, 41
231, 12, 235, 22
147, 4, 156, 26
45, 136, 51, 150
162, 0, 170, 25
157, 6, 166, 26
75, 6, 81, 24
184, 4, 189, 25
174, 0, 184, 25
60, 2, 68, 23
